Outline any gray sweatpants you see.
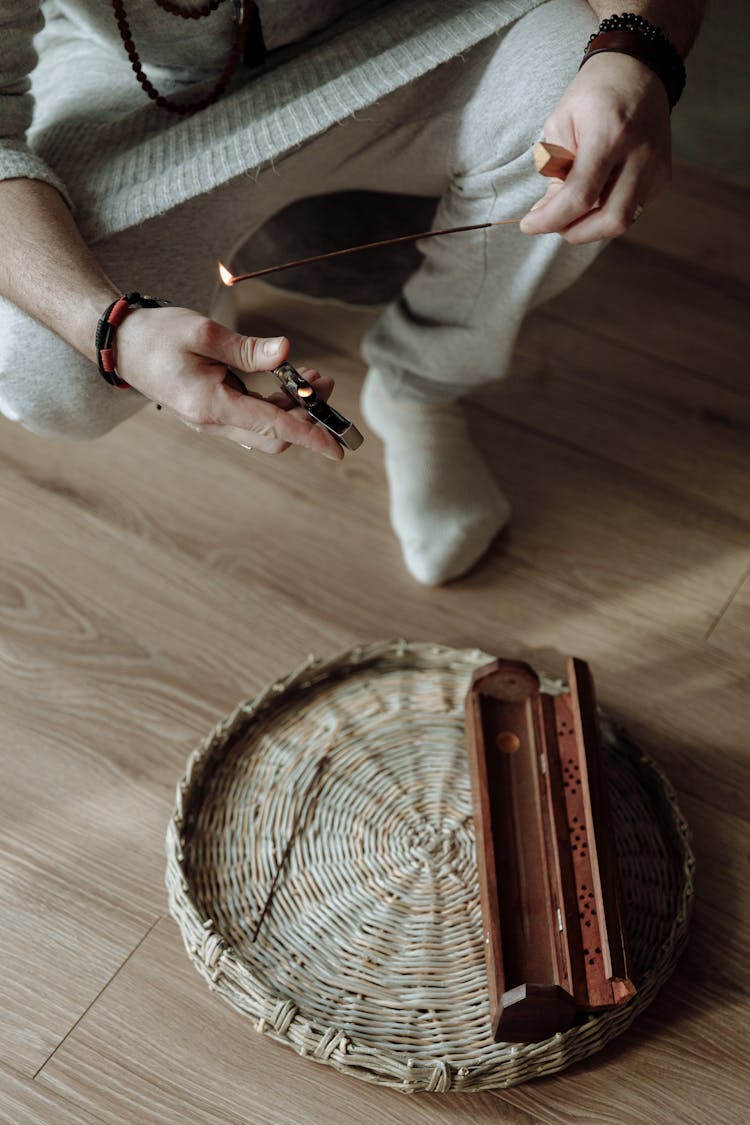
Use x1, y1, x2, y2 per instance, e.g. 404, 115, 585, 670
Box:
0, 0, 599, 438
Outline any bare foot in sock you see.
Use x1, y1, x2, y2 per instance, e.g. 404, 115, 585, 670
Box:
361, 368, 511, 585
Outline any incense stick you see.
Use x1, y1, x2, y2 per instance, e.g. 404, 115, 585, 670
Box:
221, 216, 525, 285
220, 143, 577, 287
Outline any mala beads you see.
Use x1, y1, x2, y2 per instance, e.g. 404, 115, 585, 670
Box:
111, 0, 262, 115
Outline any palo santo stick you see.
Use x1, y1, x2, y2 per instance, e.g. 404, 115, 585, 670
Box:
533, 141, 576, 179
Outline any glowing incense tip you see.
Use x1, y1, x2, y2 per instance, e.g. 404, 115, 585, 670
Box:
218, 260, 235, 286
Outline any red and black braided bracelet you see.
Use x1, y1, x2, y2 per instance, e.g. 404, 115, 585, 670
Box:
95, 292, 170, 388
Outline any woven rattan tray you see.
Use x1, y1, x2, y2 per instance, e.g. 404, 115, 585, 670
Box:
166, 641, 694, 1093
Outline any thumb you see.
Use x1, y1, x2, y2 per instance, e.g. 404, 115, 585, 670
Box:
519, 178, 566, 233
202, 326, 291, 373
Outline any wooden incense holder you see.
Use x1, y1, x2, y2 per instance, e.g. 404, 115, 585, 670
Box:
464, 657, 636, 1043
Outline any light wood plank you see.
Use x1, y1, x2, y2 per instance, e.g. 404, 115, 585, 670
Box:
624, 161, 750, 286
539, 240, 747, 392
496, 318, 750, 526
37, 918, 535, 1125
674, 794, 750, 993
0, 825, 157, 1074
0, 461, 354, 1075
0, 1065, 101, 1125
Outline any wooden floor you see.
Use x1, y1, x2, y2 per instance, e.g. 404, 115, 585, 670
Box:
1, 162, 749, 1124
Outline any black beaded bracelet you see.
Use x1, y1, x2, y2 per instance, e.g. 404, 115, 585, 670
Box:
95, 291, 170, 388
580, 12, 686, 110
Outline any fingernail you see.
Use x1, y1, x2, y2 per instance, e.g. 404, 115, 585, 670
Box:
529, 198, 546, 212
262, 337, 284, 357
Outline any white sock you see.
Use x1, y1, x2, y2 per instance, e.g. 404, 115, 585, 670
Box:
361, 368, 511, 585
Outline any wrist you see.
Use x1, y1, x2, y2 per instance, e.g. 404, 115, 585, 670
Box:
77, 288, 122, 363
586, 3, 705, 57
580, 12, 687, 109
95, 292, 171, 390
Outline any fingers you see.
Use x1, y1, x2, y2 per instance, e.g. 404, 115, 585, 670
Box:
220, 399, 344, 460
189, 318, 291, 374
213, 371, 344, 460
521, 142, 666, 244
560, 155, 650, 244
520, 132, 617, 235
223, 367, 335, 412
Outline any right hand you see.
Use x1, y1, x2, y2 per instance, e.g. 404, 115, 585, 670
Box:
115, 304, 344, 460
519, 53, 671, 245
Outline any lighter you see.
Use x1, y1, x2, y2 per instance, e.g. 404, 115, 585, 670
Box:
273, 361, 364, 451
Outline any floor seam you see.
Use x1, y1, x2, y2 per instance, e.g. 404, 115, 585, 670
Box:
32, 915, 164, 1081
704, 561, 750, 642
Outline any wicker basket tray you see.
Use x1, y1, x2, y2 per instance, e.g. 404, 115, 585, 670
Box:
166, 641, 694, 1093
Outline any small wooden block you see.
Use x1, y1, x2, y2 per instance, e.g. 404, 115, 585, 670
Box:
533, 141, 575, 179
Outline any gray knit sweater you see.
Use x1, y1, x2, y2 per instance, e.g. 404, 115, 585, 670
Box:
1, 0, 545, 240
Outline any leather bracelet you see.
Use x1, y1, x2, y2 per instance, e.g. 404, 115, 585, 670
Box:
580, 13, 686, 110
95, 291, 170, 388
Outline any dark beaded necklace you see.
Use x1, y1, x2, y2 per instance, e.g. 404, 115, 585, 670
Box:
111, 0, 260, 116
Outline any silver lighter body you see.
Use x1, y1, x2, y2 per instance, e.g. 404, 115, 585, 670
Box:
273, 361, 364, 451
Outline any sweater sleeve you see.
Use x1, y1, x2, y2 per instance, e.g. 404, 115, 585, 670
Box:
0, 0, 73, 204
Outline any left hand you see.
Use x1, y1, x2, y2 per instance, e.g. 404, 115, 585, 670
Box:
519, 52, 672, 244
116, 307, 345, 459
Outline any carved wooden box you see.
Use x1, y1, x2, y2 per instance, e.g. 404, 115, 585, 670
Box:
464, 657, 636, 1042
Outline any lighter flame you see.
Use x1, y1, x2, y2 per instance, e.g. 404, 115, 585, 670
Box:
297, 385, 313, 398
218, 260, 235, 286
